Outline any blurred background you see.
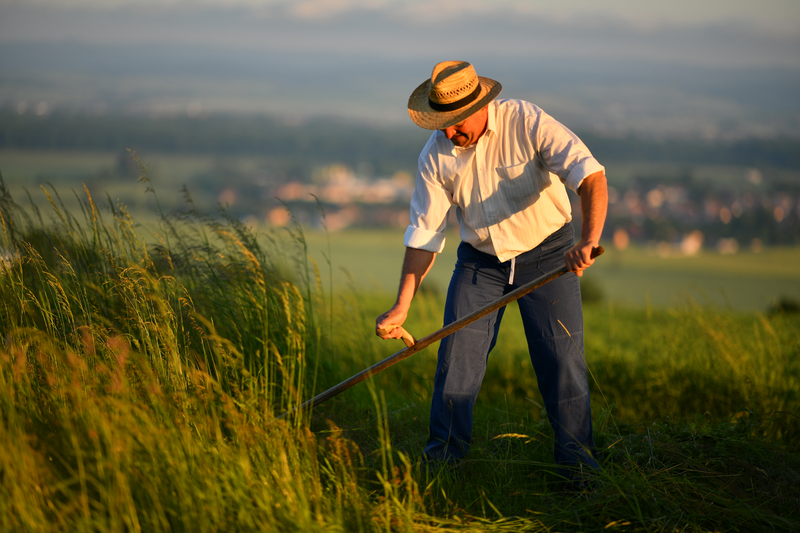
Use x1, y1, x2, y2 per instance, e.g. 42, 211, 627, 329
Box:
1, 0, 799, 309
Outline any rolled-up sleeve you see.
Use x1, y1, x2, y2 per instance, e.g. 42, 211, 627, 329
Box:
403, 146, 452, 253
404, 224, 446, 252
565, 158, 605, 192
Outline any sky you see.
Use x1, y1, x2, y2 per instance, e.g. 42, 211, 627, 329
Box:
1, 0, 799, 135
2, 0, 798, 32
2, 0, 798, 66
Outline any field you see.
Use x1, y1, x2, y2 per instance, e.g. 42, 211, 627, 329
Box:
0, 149, 242, 214
300, 229, 800, 312
1, 179, 799, 532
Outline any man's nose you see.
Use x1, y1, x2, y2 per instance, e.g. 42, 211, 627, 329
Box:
442, 126, 457, 139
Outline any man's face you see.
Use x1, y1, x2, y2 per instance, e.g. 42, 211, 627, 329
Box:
440, 106, 488, 147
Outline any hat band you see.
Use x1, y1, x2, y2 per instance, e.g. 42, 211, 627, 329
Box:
428, 83, 482, 112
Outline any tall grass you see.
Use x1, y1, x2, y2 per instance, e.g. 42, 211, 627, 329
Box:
1, 170, 798, 532
0, 173, 400, 531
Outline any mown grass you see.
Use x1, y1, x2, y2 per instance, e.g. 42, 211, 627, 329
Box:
0, 174, 798, 531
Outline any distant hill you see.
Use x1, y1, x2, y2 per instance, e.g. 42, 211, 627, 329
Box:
1, 112, 799, 183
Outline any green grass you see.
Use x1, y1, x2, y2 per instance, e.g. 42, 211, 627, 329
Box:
585, 246, 800, 310
1, 178, 799, 532
320, 289, 800, 440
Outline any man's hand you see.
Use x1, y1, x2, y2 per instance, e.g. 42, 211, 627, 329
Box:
564, 240, 597, 277
376, 306, 409, 340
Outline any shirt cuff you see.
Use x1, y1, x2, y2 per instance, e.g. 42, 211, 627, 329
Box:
404, 225, 446, 253
565, 159, 605, 192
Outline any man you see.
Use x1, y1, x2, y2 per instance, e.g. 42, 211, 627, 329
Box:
376, 61, 608, 477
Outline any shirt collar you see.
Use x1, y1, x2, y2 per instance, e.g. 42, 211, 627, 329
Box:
485, 100, 497, 137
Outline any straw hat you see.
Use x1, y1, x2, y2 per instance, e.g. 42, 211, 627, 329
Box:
408, 61, 502, 130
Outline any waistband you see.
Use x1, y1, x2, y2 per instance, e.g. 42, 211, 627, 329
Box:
457, 223, 574, 267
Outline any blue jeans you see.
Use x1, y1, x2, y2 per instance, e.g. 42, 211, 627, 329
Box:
423, 224, 597, 474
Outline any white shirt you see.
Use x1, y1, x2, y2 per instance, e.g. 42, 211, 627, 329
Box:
404, 99, 605, 263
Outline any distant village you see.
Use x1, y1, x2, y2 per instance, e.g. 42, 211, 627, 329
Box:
265, 164, 415, 232
241, 163, 798, 256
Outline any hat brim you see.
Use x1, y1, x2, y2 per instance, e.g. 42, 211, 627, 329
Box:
408, 76, 502, 130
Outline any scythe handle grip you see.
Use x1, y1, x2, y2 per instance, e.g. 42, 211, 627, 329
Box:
376, 325, 416, 347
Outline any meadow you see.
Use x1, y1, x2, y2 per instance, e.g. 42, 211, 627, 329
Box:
300, 229, 800, 312
1, 174, 798, 532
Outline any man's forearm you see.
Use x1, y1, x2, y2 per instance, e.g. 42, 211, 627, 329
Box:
564, 171, 608, 275
394, 247, 436, 311
578, 171, 608, 247
376, 247, 436, 339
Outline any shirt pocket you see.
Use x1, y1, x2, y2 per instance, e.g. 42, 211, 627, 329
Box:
494, 161, 552, 217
